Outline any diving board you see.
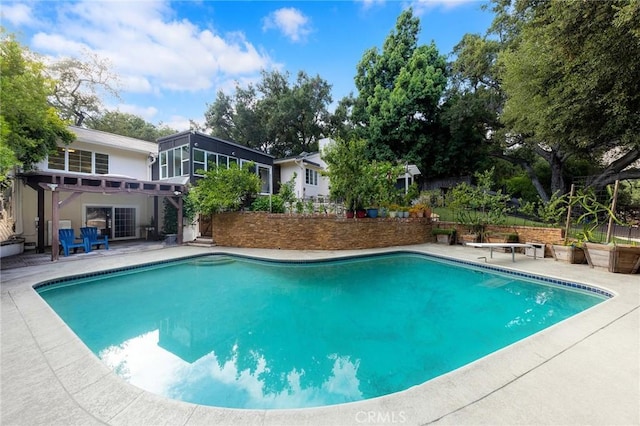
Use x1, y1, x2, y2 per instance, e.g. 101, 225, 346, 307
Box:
465, 243, 535, 262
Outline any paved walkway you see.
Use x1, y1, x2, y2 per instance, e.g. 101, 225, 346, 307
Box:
1, 244, 638, 425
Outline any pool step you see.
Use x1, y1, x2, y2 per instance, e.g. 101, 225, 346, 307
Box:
187, 237, 216, 248
191, 256, 235, 266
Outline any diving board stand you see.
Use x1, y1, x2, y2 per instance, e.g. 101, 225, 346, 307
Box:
465, 243, 535, 262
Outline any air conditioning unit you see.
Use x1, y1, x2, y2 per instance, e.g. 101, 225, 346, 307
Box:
47, 220, 72, 246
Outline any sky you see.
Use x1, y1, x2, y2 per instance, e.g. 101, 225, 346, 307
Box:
2, 0, 495, 131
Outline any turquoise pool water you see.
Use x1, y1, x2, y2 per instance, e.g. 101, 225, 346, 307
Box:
37, 253, 606, 409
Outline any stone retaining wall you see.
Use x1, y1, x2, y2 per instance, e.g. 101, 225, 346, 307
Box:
212, 212, 434, 250
432, 222, 564, 257
212, 213, 565, 256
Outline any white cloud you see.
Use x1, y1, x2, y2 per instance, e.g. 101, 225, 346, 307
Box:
28, 0, 275, 93
116, 104, 159, 122
262, 8, 312, 43
1, 2, 36, 27
360, 0, 386, 10
407, 0, 479, 15
164, 115, 194, 132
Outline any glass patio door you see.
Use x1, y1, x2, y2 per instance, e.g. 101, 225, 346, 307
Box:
86, 206, 137, 239
86, 207, 111, 238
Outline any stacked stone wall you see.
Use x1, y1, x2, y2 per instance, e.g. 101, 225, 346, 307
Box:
212, 212, 434, 250
212, 213, 564, 257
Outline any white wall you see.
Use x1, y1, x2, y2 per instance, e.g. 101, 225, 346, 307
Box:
36, 140, 151, 180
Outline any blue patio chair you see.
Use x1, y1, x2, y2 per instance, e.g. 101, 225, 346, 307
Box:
59, 229, 90, 257
81, 226, 109, 250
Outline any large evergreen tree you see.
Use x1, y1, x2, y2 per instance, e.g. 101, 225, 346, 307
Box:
351, 9, 448, 173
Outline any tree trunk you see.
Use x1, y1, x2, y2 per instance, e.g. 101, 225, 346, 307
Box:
549, 152, 566, 196
521, 162, 550, 202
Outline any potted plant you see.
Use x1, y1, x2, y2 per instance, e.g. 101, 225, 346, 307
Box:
400, 206, 410, 218
551, 240, 587, 264
432, 227, 456, 245
388, 204, 400, 218
568, 186, 639, 273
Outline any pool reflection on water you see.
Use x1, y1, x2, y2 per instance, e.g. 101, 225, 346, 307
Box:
37, 253, 606, 409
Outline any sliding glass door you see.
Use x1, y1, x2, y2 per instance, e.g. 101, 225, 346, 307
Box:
85, 206, 137, 239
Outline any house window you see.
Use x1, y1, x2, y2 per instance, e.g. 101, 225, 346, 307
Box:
181, 145, 190, 176
48, 147, 66, 170
95, 153, 109, 174
258, 166, 271, 194
160, 151, 168, 179
305, 168, 318, 186
68, 149, 92, 173
193, 149, 206, 175
206, 152, 217, 169
159, 145, 189, 178
47, 147, 109, 174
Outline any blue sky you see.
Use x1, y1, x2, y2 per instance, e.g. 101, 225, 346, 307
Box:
2, 0, 494, 131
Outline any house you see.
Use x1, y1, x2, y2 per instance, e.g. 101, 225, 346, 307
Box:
11, 126, 185, 260
272, 138, 332, 201
273, 137, 421, 203
155, 131, 274, 238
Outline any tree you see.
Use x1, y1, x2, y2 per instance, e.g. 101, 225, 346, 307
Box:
204, 70, 333, 157
87, 111, 177, 142
351, 9, 448, 170
0, 32, 74, 185
188, 162, 261, 214
46, 52, 120, 126
497, 0, 640, 195
321, 138, 402, 211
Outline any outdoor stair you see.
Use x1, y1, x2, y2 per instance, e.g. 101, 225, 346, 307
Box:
187, 237, 216, 247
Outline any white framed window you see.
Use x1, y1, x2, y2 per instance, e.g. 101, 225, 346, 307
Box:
193, 148, 206, 175
160, 151, 168, 179
159, 145, 189, 178
258, 166, 271, 194
305, 168, 318, 186
48, 147, 109, 174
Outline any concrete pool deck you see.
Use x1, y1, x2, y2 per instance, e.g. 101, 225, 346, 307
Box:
1, 244, 638, 425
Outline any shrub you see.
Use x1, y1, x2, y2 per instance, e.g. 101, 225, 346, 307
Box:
251, 195, 285, 213
432, 228, 456, 236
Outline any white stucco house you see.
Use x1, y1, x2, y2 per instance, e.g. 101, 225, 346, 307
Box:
273, 137, 421, 201
273, 138, 333, 200
3, 127, 276, 259
8, 126, 185, 259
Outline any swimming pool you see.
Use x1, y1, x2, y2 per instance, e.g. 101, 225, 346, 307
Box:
37, 252, 607, 410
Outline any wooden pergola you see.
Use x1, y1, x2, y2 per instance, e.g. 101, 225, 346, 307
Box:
20, 172, 186, 261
